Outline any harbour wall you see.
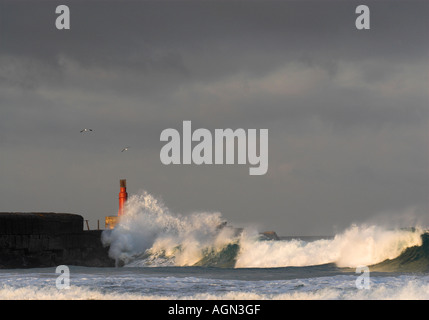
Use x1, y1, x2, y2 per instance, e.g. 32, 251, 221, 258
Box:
0, 212, 115, 268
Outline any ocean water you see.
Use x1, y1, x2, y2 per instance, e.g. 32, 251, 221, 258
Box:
0, 265, 428, 300
1, 265, 429, 300
1, 192, 428, 300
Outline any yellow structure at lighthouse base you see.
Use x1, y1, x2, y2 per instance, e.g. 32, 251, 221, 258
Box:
105, 216, 120, 229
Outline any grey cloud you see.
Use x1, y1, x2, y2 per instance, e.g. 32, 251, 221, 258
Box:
0, 1, 428, 235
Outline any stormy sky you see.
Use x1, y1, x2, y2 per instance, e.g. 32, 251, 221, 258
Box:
0, 0, 428, 235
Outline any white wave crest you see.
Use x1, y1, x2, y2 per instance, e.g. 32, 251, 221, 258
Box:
2, 275, 429, 300
101, 191, 239, 266
236, 225, 423, 268
102, 191, 424, 268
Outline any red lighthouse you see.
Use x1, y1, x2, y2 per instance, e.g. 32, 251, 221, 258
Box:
118, 179, 128, 217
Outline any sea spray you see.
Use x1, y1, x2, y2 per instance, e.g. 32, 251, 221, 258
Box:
235, 225, 424, 268
101, 191, 240, 266
102, 191, 424, 268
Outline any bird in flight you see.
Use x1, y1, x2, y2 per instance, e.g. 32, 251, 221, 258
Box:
121, 147, 130, 152
80, 128, 93, 133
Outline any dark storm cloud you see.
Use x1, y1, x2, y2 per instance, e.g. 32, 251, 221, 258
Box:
0, 0, 428, 234
2, 1, 427, 82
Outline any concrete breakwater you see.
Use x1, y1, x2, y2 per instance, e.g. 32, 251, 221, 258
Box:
0, 212, 115, 268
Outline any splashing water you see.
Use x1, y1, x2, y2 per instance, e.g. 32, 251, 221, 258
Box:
101, 191, 424, 269
235, 225, 423, 268
101, 191, 240, 267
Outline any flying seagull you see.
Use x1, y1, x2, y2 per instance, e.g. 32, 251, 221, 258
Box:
80, 128, 93, 133
121, 147, 130, 152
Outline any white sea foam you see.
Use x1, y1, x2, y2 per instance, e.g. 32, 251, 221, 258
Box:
102, 191, 424, 269
101, 191, 238, 267
236, 224, 423, 268
1, 274, 429, 300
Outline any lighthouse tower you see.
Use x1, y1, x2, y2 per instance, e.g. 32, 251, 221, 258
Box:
118, 179, 128, 217
105, 179, 128, 229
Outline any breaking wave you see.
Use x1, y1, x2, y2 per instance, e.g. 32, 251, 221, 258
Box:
101, 191, 427, 271
2, 276, 429, 299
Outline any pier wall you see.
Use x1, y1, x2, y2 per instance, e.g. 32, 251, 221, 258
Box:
0, 213, 115, 268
